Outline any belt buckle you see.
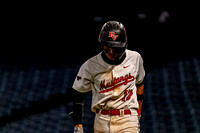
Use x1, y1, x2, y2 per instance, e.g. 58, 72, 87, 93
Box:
120, 109, 124, 117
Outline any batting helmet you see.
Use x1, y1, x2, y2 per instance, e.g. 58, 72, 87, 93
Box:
98, 21, 128, 48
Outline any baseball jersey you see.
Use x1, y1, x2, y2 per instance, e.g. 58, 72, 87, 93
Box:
72, 49, 145, 112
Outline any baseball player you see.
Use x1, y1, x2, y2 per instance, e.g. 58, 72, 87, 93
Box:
70, 21, 145, 133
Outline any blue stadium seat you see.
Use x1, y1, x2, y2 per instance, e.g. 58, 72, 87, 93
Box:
0, 58, 200, 133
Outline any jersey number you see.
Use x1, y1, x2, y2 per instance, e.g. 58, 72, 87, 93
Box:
122, 89, 133, 102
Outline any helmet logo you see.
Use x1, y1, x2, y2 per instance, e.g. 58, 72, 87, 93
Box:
108, 32, 118, 41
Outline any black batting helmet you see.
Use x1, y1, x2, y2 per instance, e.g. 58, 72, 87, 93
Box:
98, 21, 127, 48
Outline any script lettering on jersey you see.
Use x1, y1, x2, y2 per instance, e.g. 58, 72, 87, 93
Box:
108, 32, 119, 41
99, 73, 134, 93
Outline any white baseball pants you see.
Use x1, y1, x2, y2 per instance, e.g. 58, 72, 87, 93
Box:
94, 109, 140, 133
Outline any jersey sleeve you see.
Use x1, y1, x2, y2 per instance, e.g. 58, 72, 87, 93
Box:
136, 54, 145, 85
72, 61, 93, 93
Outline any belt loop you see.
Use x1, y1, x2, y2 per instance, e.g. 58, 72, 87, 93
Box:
108, 110, 110, 116
120, 109, 124, 117
97, 109, 102, 116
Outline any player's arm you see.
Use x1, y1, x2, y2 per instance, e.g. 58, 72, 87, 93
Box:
136, 80, 145, 118
136, 54, 145, 118
70, 89, 86, 131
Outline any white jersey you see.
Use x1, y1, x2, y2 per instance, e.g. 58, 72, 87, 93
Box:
72, 49, 145, 112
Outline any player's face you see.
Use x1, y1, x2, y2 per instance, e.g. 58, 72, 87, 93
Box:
103, 46, 125, 61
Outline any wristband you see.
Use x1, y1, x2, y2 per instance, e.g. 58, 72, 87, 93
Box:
73, 103, 83, 125
137, 94, 144, 101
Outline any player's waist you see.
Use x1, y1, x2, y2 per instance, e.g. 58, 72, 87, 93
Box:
96, 108, 137, 116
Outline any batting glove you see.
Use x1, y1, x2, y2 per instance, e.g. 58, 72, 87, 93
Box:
74, 126, 84, 133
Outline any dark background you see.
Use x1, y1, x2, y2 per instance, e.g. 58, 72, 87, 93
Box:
2, 2, 199, 70
1, 2, 200, 132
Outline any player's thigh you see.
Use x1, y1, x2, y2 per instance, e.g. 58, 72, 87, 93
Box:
94, 114, 110, 133
116, 115, 139, 133
94, 114, 139, 133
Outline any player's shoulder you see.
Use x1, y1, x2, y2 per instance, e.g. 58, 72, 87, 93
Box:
86, 52, 101, 63
126, 49, 142, 58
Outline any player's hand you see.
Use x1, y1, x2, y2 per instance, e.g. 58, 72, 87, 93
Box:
69, 112, 84, 133
74, 124, 84, 133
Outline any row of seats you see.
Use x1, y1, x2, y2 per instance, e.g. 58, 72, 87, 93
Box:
0, 63, 79, 117
140, 58, 200, 133
0, 57, 199, 133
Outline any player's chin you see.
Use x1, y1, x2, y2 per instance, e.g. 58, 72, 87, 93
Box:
106, 53, 118, 60
107, 55, 118, 61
